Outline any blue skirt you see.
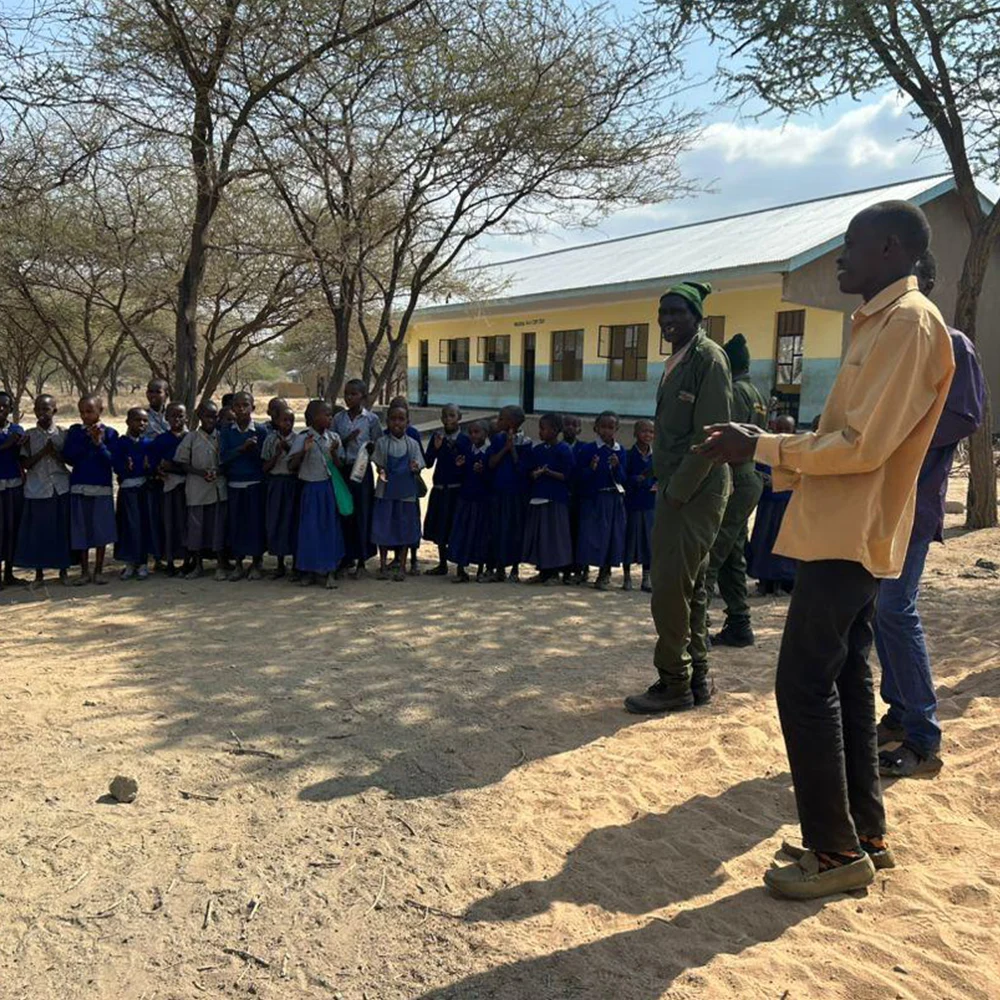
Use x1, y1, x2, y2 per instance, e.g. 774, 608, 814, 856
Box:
343, 468, 376, 562
372, 498, 421, 548
146, 480, 164, 559
624, 507, 655, 567
115, 485, 151, 564
747, 489, 797, 584
162, 486, 187, 562
423, 485, 461, 545
490, 492, 526, 569
522, 502, 573, 571
70, 493, 116, 549
227, 482, 266, 558
0, 484, 24, 562
297, 480, 346, 573
577, 491, 626, 568
15, 493, 71, 570
266, 476, 298, 558
187, 501, 226, 553
448, 497, 491, 567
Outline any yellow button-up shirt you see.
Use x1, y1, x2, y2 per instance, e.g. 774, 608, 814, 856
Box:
754, 276, 955, 578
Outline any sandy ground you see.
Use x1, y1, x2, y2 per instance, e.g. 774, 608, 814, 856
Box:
1, 474, 999, 1000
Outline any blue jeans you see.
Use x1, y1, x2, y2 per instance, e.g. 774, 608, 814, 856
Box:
873, 536, 941, 755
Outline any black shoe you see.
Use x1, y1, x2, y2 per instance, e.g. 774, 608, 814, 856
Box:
424, 563, 449, 576
876, 716, 906, 747
711, 626, 755, 648
624, 681, 695, 715
453, 569, 471, 584
692, 677, 716, 706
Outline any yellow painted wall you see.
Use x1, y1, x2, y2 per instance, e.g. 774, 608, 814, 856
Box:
406, 283, 845, 420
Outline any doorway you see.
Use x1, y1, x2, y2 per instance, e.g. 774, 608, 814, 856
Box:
521, 332, 536, 414
418, 340, 429, 407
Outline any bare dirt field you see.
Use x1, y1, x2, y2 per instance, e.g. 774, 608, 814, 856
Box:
1, 478, 998, 1000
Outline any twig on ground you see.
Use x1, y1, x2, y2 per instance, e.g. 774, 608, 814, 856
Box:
403, 898, 464, 920
203, 896, 214, 930
247, 898, 261, 921
222, 946, 270, 968
513, 744, 527, 766
180, 790, 220, 802
364, 872, 387, 916
394, 816, 417, 837
64, 870, 90, 894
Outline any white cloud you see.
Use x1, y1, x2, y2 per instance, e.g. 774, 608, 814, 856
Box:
700, 92, 923, 169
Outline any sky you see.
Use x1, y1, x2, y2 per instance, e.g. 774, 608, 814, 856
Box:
480, 12, 951, 263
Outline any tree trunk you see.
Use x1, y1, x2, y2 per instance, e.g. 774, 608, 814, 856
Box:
954, 222, 999, 529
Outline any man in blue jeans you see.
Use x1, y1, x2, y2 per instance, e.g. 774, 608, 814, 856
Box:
876, 250, 986, 778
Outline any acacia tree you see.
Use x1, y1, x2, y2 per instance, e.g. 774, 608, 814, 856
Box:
258, 0, 699, 401
661, 0, 1000, 528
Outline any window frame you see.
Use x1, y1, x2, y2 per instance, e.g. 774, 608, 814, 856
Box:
438, 337, 470, 381
477, 334, 511, 382
599, 323, 649, 382
774, 310, 805, 389
550, 328, 584, 382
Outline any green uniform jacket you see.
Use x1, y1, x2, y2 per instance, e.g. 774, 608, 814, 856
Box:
731, 373, 769, 477
654, 332, 733, 504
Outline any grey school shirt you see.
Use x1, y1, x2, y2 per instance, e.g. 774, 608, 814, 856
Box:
175, 428, 227, 506
289, 428, 342, 482
261, 430, 296, 476
21, 425, 70, 500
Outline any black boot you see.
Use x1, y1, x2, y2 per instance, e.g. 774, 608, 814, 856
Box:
711, 624, 755, 648
624, 681, 695, 715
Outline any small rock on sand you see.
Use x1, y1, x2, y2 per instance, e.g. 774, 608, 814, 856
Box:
944, 500, 965, 514
109, 775, 139, 803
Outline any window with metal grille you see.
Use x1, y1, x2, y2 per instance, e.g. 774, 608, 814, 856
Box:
477, 335, 510, 381
550, 329, 584, 382
438, 338, 470, 381
775, 310, 805, 387
599, 324, 648, 381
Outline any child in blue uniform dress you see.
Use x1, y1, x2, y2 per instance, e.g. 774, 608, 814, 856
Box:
0, 391, 26, 588
448, 420, 491, 583
112, 407, 153, 580
149, 402, 190, 576
423, 403, 469, 576
576, 410, 627, 591
261, 405, 298, 579
16, 394, 71, 588
288, 399, 345, 589
560, 413, 586, 585
63, 395, 118, 585
371, 402, 425, 581
220, 391, 268, 581
334, 380, 382, 577
623, 418, 656, 593
388, 395, 426, 574
522, 413, 574, 584
487, 404, 532, 582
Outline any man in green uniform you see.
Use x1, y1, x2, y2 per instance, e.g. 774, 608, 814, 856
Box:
705, 334, 769, 648
625, 281, 732, 715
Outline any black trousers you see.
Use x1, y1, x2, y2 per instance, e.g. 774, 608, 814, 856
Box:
775, 559, 886, 853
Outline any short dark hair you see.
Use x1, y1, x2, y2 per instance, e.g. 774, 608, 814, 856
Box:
539, 411, 563, 434
127, 406, 147, 421
345, 378, 368, 396
305, 398, 332, 425
595, 409, 619, 427
221, 392, 235, 407
500, 404, 525, 425
861, 201, 931, 260
915, 249, 937, 287
147, 378, 168, 392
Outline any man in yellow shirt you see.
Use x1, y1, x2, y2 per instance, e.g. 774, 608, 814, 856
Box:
699, 201, 955, 899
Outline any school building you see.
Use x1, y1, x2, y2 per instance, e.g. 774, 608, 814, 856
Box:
405, 174, 1000, 427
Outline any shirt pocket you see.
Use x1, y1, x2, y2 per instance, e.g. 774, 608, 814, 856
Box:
658, 386, 697, 438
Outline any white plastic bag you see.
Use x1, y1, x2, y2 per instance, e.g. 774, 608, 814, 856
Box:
350, 443, 370, 483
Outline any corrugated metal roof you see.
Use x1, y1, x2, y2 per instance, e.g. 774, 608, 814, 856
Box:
423, 174, 956, 312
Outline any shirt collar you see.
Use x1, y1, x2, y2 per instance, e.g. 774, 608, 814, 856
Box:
854, 275, 918, 319
597, 440, 621, 452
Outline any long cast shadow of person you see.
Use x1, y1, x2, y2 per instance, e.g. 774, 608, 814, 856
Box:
417, 885, 825, 1000
465, 773, 795, 924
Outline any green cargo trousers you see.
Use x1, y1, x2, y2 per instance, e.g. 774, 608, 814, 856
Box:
650, 485, 729, 697
705, 468, 764, 630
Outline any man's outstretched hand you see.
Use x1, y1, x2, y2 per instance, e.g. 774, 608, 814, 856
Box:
694, 423, 766, 464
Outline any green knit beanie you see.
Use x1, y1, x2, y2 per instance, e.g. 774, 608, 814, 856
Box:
724, 333, 750, 374
661, 280, 712, 319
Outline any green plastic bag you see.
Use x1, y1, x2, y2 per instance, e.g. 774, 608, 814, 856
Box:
325, 456, 355, 517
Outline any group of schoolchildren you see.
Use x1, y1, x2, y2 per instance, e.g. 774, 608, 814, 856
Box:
0, 379, 658, 592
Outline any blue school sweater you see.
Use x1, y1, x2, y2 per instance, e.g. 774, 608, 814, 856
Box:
527, 441, 573, 504
575, 441, 627, 499
0, 422, 25, 482
149, 429, 184, 467
405, 424, 424, 457
63, 424, 119, 487
425, 430, 471, 487
487, 432, 533, 495
625, 444, 657, 512
111, 434, 151, 485
220, 421, 267, 483
459, 446, 491, 502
